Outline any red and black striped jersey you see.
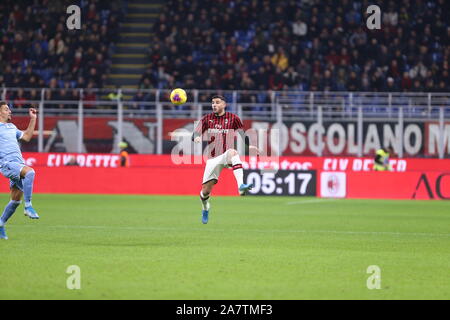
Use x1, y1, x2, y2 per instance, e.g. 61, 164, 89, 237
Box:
194, 112, 243, 158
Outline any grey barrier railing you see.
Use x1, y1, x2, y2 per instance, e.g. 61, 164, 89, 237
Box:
2, 87, 449, 158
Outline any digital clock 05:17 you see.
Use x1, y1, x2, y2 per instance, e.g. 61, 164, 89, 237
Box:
244, 170, 317, 196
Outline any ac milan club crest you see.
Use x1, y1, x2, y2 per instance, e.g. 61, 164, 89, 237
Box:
327, 175, 339, 194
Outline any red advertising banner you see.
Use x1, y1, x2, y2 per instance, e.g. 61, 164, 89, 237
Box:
345, 171, 450, 200
21, 153, 450, 172
11, 116, 450, 157
2, 153, 450, 200
0, 166, 239, 196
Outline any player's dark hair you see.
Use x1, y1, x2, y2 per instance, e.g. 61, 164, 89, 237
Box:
211, 95, 226, 102
0, 101, 7, 109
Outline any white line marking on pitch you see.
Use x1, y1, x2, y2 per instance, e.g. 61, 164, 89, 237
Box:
285, 199, 339, 205
13, 224, 450, 238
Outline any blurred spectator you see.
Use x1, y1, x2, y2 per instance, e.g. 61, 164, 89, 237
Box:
292, 18, 307, 37
412, 79, 424, 92
383, 5, 398, 27
13, 89, 27, 109
65, 156, 80, 166
409, 62, 428, 80
347, 72, 361, 91
271, 47, 289, 71
401, 72, 413, 91
118, 142, 130, 167
385, 77, 399, 92
132, 91, 148, 110
48, 32, 65, 55
83, 85, 97, 108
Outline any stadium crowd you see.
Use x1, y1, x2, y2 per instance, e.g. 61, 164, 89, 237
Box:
1, 0, 449, 111
141, 0, 450, 96
0, 0, 123, 106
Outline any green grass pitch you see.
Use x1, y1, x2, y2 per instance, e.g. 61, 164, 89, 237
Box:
0, 194, 449, 300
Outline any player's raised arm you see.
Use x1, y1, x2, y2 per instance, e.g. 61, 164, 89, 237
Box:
20, 108, 37, 142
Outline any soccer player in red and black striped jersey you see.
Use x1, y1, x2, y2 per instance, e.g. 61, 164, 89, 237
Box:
192, 95, 259, 224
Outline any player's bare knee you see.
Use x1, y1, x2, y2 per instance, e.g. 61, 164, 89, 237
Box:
11, 196, 22, 202
201, 182, 215, 196
20, 166, 35, 178
201, 187, 211, 197
11, 189, 23, 202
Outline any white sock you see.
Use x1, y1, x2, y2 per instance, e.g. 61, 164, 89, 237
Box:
200, 192, 210, 211
231, 154, 244, 187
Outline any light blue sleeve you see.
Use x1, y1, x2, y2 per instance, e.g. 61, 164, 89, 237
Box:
15, 127, 24, 141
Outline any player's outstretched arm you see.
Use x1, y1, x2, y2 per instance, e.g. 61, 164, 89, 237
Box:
21, 108, 37, 142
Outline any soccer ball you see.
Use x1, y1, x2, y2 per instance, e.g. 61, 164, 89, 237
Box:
170, 88, 187, 105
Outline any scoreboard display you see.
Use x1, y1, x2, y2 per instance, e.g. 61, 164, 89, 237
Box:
244, 170, 317, 196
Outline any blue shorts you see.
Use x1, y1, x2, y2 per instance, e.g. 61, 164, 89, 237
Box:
0, 161, 25, 192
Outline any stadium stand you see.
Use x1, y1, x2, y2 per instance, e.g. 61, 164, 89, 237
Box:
0, 0, 448, 112
2, 0, 449, 95
143, 0, 449, 93
0, 0, 124, 97
108, 1, 164, 91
